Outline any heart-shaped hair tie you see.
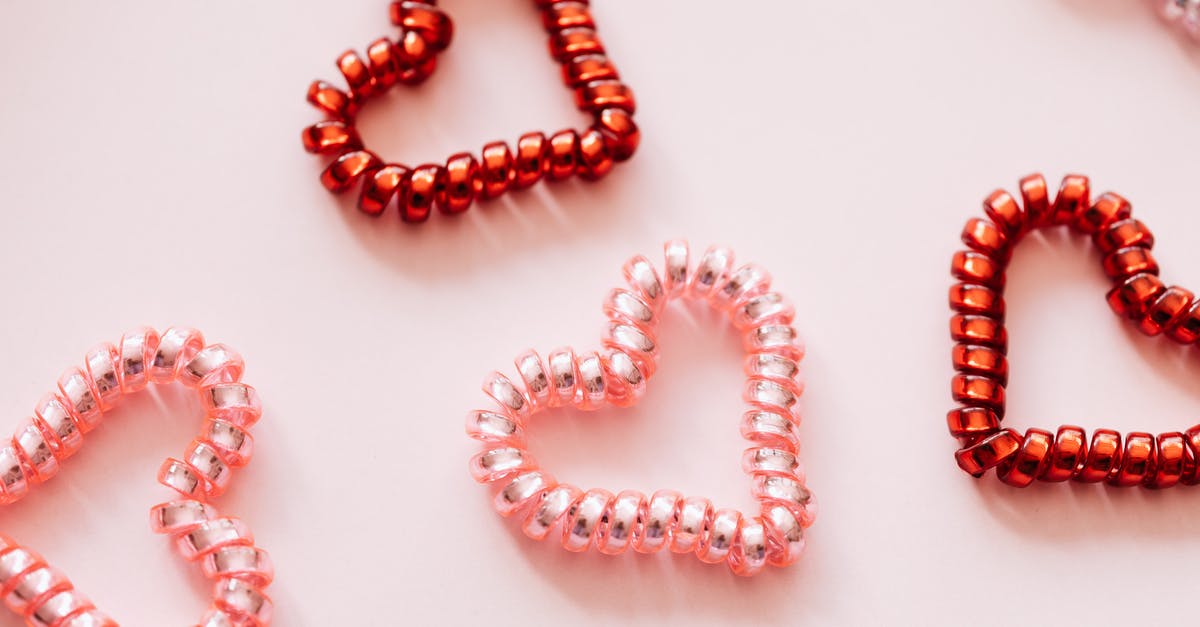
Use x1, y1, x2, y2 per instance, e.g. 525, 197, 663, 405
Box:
466, 241, 816, 576
0, 327, 273, 626
302, 1, 640, 222
1152, 0, 1200, 39
947, 173, 1200, 489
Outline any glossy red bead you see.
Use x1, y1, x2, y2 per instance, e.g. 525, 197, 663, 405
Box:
1075, 191, 1131, 235
946, 407, 1001, 441
1101, 246, 1158, 281
1095, 218, 1154, 254
982, 189, 1026, 237
513, 133, 550, 190
576, 129, 613, 180
437, 153, 481, 214
1148, 433, 1186, 489
366, 38, 402, 89
543, 2, 594, 32
479, 142, 515, 200
1109, 432, 1155, 487
1166, 298, 1200, 344
359, 164, 409, 216
951, 251, 1004, 289
307, 80, 357, 120
547, 130, 580, 181
337, 50, 376, 99
563, 54, 617, 87
594, 108, 640, 162
320, 150, 380, 193
997, 428, 1053, 488
301, 121, 362, 155
955, 429, 1021, 476
576, 80, 635, 114
952, 344, 1008, 385
549, 27, 604, 62
1106, 273, 1166, 319
1018, 173, 1051, 226
1076, 429, 1122, 483
403, 165, 441, 223
1138, 286, 1192, 337
951, 374, 1005, 412
961, 218, 1009, 261
949, 315, 1007, 353
1050, 174, 1090, 226
390, 2, 454, 51
1041, 426, 1086, 482
949, 283, 1005, 319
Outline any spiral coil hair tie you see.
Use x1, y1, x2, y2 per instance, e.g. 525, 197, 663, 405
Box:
1151, 0, 1200, 39
947, 174, 1200, 489
0, 328, 273, 626
302, 1, 640, 222
466, 241, 816, 576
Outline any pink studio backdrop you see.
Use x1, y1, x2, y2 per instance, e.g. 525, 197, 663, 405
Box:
1, 1, 1198, 625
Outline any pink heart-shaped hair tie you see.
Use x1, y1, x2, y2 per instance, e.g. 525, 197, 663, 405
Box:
467, 241, 816, 576
0, 327, 273, 627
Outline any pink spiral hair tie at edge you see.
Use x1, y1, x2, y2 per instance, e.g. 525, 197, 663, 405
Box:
466, 240, 816, 576
0, 327, 273, 627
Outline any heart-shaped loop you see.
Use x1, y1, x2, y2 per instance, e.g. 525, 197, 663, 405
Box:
0, 328, 273, 626
466, 241, 816, 576
946, 173, 1200, 489
302, 0, 640, 222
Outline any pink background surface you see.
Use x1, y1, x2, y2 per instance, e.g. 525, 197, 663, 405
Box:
1, 1, 1199, 624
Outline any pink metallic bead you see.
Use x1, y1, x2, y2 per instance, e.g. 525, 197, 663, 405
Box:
56, 369, 101, 432
522, 484, 580, 540
603, 323, 657, 376
0, 446, 29, 503
622, 255, 665, 313
753, 475, 816, 528
601, 350, 645, 407
27, 588, 92, 627
732, 293, 795, 330
212, 578, 273, 625
84, 344, 122, 411
712, 264, 771, 312
186, 441, 234, 496
727, 518, 768, 577
200, 383, 263, 428
633, 490, 681, 554
546, 348, 580, 407
514, 351, 551, 409
158, 458, 211, 500
201, 420, 254, 467
149, 500, 218, 534
494, 471, 553, 517
150, 327, 205, 384
762, 505, 806, 567
175, 518, 253, 561
181, 345, 245, 388
744, 353, 802, 395
739, 410, 800, 452
482, 372, 531, 421
745, 324, 804, 361
603, 289, 655, 331
697, 509, 741, 564
34, 394, 83, 459
60, 610, 117, 627
117, 327, 159, 393
5, 566, 69, 614
562, 489, 612, 552
595, 490, 644, 555
0, 549, 41, 588
574, 352, 607, 410
689, 246, 734, 298
670, 497, 712, 554
469, 447, 537, 483
744, 377, 799, 416
465, 410, 525, 447
197, 608, 240, 627
742, 447, 802, 479
14, 421, 58, 483
662, 240, 690, 297
202, 545, 274, 588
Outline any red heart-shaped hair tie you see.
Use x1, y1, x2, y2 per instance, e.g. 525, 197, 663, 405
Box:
466, 241, 816, 576
302, 1, 640, 222
946, 173, 1200, 488
0, 328, 273, 626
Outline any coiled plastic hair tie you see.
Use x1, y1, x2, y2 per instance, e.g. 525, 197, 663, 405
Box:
302, 1, 640, 222
0, 327, 273, 626
467, 241, 816, 576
